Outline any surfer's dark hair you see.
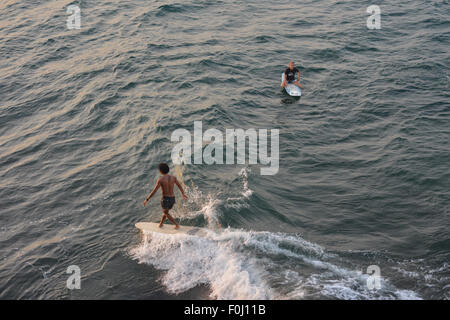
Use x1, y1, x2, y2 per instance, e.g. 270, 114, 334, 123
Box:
158, 163, 170, 174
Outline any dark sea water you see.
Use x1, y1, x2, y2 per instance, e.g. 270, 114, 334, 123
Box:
1, 0, 449, 299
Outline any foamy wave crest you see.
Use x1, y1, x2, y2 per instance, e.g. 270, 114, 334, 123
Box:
135, 168, 420, 299
130, 228, 422, 300
130, 230, 272, 299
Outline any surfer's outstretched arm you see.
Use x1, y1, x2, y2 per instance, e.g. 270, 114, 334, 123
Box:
143, 179, 161, 206
174, 178, 188, 200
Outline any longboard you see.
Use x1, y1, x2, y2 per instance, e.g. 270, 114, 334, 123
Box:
281, 72, 302, 97
135, 222, 210, 237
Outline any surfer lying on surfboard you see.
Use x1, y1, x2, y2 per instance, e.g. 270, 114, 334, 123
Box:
143, 163, 187, 229
281, 61, 303, 89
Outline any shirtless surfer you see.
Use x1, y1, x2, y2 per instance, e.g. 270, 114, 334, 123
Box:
143, 163, 187, 229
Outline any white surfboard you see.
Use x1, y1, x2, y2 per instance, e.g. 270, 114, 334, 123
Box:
281, 72, 302, 97
135, 222, 210, 237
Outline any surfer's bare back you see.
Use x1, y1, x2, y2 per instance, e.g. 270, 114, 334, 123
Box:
143, 163, 187, 229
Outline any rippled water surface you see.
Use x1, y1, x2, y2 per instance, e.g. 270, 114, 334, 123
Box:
0, 0, 449, 299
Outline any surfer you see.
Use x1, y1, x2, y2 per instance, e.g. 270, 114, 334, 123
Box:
281, 61, 303, 89
143, 163, 187, 229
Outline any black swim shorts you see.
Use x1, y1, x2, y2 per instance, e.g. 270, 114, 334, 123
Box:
161, 196, 176, 210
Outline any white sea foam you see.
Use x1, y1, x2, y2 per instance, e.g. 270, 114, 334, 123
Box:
130, 226, 421, 300
130, 230, 272, 299
172, 167, 253, 225
131, 168, 421, 300
225, 167, 253, 209
391, 258, 449, 294
239, 167, 253, 198
172, 183, 223, 228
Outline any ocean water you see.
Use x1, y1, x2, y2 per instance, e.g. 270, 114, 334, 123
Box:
0, 0, 449, 300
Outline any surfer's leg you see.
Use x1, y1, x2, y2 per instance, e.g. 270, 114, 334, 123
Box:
164, 211, 179, 229
158, 213, 167, 227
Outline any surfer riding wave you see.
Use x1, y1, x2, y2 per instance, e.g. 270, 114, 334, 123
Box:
143, 163, 188, 229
